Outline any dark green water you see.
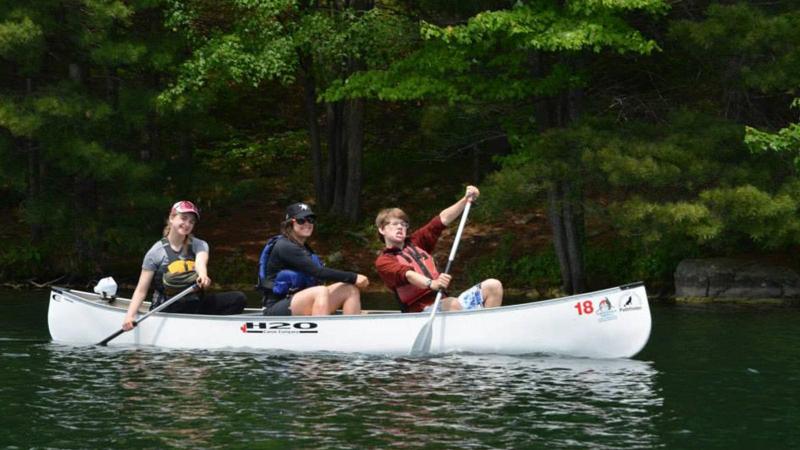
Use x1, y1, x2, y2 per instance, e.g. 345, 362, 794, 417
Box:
1, 290, 798, 449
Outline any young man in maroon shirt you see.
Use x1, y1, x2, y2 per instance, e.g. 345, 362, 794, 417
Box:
374, 185, 503, 313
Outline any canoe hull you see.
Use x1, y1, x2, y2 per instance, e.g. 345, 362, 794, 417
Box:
48, 283, 651, 358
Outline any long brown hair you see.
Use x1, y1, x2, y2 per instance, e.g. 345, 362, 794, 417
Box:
280, 219, 305, 246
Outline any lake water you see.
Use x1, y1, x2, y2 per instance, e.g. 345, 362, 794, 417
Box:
1, 289, 799, 449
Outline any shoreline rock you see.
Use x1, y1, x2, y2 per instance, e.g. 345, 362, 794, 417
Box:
675, 258, 800, 302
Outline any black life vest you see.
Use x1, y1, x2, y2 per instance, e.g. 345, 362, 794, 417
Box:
153, 237, 198, 306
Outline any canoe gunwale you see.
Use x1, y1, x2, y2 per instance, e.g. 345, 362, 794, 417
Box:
51, 281, 646, 321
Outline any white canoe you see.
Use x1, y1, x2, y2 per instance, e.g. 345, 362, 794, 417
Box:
48, 282, 651, 358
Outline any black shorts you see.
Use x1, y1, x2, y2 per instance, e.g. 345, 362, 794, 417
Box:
161, 291, 246, 315
263, 295, 292, 316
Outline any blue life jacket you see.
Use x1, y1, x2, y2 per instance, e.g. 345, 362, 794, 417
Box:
257, 235, 323, 296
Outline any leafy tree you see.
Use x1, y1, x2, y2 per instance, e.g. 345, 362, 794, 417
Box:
746, 98, 800, 173
482, 111, 800, 289
0, 0, 190, 279
160, 0, 415, 221
327, 0, 668, 293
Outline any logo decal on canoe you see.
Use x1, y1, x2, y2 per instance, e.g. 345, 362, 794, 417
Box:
596, 297, 618, 322
617, 292, 643, 311
241, 322, 319, 334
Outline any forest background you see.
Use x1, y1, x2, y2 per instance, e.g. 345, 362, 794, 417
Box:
2, 0, 800, 299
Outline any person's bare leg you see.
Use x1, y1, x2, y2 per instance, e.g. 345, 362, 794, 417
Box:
325, 282, 362, 315
480, 279, 503, 308
440, 297, 463, 311
290, 286, 331, 315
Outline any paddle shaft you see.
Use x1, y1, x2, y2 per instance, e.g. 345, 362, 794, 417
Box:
410, 200, 472, 356
97, 283, 199, 346
426, 200, 471, 316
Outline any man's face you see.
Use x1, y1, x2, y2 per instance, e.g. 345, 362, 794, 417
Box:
380, 218, 409, 245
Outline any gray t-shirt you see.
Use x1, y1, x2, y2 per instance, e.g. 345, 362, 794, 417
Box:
143, 237, 209, 301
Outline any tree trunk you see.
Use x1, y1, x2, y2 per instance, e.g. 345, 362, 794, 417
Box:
547, 185, 572, 294
561, 180, 585, 293
142, 110, 158, 162
73, 175, 98, 273
67, 62, 101, 271
25, 140, 43, 242
324, 101, 343, 210
531, 47, 589, 294
547, 181, 586, 294
331, 102, 348, 215
344, 99, 363, 221
300, 58, 324, 206
324, 100, 363, 220
23, 78, 43, 242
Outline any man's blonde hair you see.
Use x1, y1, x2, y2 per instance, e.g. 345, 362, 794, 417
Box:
375, 208, 409, 242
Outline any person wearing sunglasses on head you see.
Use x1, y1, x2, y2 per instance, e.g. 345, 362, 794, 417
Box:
257, 202, 369, 316
122, 201, 247, 331
374, 185, 503, 313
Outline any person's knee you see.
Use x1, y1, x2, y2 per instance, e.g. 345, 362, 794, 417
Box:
344, 283, 360, 299
445, 298, 462, 311
310, 286, 329, 302
482, 279, 503, 307
484, 278, 503, 293
340, 286, 362, 314
312, 286, 333, 312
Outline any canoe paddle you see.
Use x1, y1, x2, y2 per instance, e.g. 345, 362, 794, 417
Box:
410, 199, 472, 356
97, 283, 199, 346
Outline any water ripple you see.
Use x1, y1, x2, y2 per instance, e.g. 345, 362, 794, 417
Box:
0, 341, 664, 449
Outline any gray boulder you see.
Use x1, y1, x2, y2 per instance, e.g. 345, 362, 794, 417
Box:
675, 258, 800, 299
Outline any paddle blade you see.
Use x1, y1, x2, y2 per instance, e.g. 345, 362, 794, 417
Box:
409, 321, 433, 356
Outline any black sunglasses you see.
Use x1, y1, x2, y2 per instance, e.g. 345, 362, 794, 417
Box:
294, 217, 316, 225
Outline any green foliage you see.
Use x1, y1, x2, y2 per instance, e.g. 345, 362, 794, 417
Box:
160, 1, 414, 110
481, 109, 800, 287
211, 247, 254, 288
700, 184, 800, 247
585, 238, 697, 289
325, 0, 667, 102
474, 167, 547, 220
197, 130, 308, 178
0, 243, 43, 280
464, 231, 695, 293
670, 4, 800, 94
0, 0, 200, 281
463, 234, 561, 290
3, 0, 800, 291
600, 113, 800, 251
746, 123, 800, 156
0, 13, 43, 62
746, 99, 800, 173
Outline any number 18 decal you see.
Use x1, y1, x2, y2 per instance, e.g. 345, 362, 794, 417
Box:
574, 300, 594, 316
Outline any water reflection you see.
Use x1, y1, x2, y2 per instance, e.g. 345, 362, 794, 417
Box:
6, 293, 800, 449
9, 345, 661, 449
